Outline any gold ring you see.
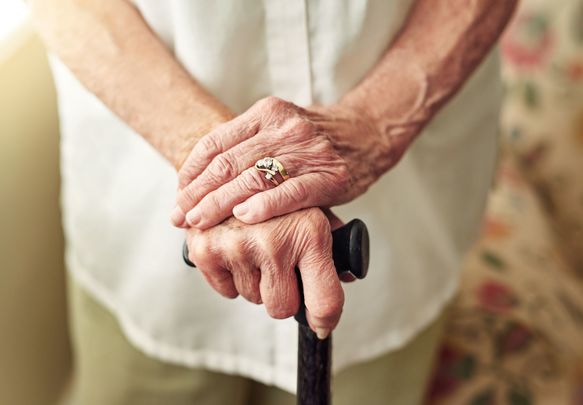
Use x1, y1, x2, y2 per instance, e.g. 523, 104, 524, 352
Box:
255, 157, 289, 186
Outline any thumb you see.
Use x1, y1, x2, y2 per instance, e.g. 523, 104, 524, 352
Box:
298, 242, 344, 339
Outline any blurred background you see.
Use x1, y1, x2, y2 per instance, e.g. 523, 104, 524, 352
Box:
1, 0, 582, 404
0, 2, 71, 405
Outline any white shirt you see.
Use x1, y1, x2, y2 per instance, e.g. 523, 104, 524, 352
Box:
50, 0, 501, 393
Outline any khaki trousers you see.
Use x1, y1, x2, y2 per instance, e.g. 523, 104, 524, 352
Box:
67, 279, 445, 405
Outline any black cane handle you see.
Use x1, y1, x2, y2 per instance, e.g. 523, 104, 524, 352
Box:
182, 219, 370, 324
330, 218, 369, 280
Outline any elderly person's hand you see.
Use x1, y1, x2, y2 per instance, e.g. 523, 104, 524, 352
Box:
171, 97, 406, 229
185, 207, 344, 339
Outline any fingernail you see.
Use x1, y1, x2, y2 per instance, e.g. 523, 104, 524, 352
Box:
171, 206, 185, 226
233, 202, 249, 218
316, 327, 331, 340
186, 208, 201, 226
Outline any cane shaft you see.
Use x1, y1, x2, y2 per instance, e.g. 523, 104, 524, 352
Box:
298, 324, 331, 405
182, 219, 369, 405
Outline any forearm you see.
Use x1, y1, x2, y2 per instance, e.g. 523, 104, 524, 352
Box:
341, 0, 518, 166
30, 0, 232, 169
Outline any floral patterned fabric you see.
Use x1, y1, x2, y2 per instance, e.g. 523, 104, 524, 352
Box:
426, 1, 583, 404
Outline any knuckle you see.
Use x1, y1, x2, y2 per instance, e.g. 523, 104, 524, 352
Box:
325, 163, 352, 196
215, 284, 238, 299
200, 193, 224, 216
336, 163, 351, 185
240, 289, 262, 305
303, 210, 330, 236
255, 237, 284, 266
282, 181, 309, 204
306, 224, 332, 251
279, 118, 313, 142
177, 171, 192, 190
312, 137, 335, 155
241, 170, 267, 192
247, 288, 262, 304
234, 272, 262, 304
248, 294, 262, 305
267, 302, 296, 319
222, 234, 245, 258
311, 298, 343, 322
208, 153, 237, 182
189, 237, 212, 265
176, 187, 197, 211
291, 118, 315, 137
198, 133, 220, 156
312, 232, 332, 252
213, 269, 234, 284
222, 290, 239, 299
202, 269, 237, 298
259, 96, 284, 111
253, 234, 277, 258
265, 190, 280, 208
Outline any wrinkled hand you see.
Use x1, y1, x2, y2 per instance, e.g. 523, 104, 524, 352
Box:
185, 207, 344, 338
171, 96, 394, 229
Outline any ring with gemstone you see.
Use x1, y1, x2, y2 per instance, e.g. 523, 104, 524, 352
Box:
255, 157, 289, 186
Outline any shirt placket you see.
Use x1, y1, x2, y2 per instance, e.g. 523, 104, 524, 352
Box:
263, 0, 313, 384
263, 0, 313, 107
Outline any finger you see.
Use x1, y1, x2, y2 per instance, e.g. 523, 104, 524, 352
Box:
176, 138, 268, 227
298, 241, 344, 339
231, 265, 262, 304
259, 263, 300, 320
198, 265, 238, 299
185, 110, 318, 203
172, 133, 261, 228
233, 174, 333, 224
187, 237, 238, 299
178, 113, 260, 189
186, 168, 271, 229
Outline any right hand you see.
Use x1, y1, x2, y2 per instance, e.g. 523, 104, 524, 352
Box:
185, 207, 344, 339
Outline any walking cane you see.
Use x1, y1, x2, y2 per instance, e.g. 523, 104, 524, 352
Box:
183, 218, 370, 405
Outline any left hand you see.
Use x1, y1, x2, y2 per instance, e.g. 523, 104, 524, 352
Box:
184, 207, 347, 338
171, 96, 398, 229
